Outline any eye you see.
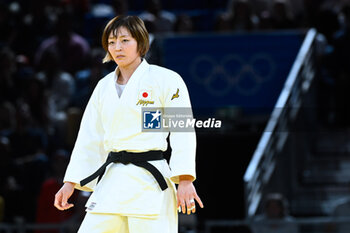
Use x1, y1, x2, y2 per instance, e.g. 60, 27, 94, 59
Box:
108, 41, 115, 45
122, 39, 129, 42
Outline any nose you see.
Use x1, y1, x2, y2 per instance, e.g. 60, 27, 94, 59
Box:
115, 41, 122, 51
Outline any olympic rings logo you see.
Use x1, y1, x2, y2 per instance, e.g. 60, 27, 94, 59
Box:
190, 54, 276, 96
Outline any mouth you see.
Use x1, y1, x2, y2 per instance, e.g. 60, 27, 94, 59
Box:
116, 55, 125, 59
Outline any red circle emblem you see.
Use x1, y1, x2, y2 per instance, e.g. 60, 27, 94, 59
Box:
142, 92, 148, 98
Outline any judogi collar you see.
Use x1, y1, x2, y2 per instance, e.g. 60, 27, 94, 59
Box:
113, 59, 149, 85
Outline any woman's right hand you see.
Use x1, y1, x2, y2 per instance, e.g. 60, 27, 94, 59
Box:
54, 182, 75, 211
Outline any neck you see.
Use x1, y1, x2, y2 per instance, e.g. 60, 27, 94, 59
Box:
117, 57, 142, 84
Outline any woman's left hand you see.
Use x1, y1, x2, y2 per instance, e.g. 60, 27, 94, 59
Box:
177, 176, 204, 215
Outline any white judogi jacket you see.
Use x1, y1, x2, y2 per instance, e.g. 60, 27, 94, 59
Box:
64, 60, 196, 217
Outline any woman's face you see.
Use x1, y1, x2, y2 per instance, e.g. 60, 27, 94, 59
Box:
107, 26, 140, 68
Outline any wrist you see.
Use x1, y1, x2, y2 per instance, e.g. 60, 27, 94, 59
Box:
64, 182, 76, 188
179, 175, 194, 184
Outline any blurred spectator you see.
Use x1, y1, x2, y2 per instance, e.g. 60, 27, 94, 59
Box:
314, 4, 340, 45
35, 149, 75, 233
14, 148, 49, 223
250, 193, 298, 233
1, 101, 50, 222
35, 10, 90, 74
139, 0, 177, 33
296, 0, 325, 28
69, 48, 109, 148
63, 0, 90, 16
258, 0, 296, 30
143, 20, 163, 65
73, 48, 109, 108
23, 0, 67, 47
35, 49, 75, 141
2, 101, 47, 159
20, 76, 50, 130
0, 136, 13, 222
174, 14, 194, 33
0, 2, 17, 46
0, 195, 3, 222
328, 196, 350, 233
269, 0, 296, 29
36, 150, 90, 233
111, 0, 128, 15
327, 3, 350, 126
85, 0, 129, 48
0, 47, 17, 103
65, 107, 83, 149
0, 102, 16, 133
90, 2, 115, 18
258, 10, 274, 30
63, 0, 91, 36
215, 0, 259, 32
333, 3, 350, 70
1, 2, 37, 58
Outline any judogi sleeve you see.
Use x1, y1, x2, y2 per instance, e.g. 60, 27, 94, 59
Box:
63, 82, 106, 192
163, 71, 197, 184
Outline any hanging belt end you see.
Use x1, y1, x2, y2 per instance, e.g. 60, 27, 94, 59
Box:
80, 179, 88, 187
160, 181, 168, 191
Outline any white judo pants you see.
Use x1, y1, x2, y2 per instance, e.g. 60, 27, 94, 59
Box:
78, 186, 178, 233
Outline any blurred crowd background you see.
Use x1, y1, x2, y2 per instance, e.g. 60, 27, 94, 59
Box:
1, 0, 350, 232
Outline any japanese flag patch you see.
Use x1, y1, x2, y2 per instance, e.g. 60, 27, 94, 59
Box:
139, 90, 152, 100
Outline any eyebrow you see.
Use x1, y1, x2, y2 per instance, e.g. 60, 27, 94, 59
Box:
108, 34, 130, 39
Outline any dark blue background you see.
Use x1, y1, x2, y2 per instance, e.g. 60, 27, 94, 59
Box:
162, 31, 303, 114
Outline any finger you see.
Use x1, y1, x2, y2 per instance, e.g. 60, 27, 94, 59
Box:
54, 193, 64, 211
61, 194, 75, 210
194, 194, 204, 208
177, 197, 181, 208
61, 195, 68, 209
177, 194, 184, 213
190, 199, 196, 214
181, 202, 186, 214
54, 201, 63, 210
63, 203, 74, 210
186, 199, 193, 215
55, 205, 64, 211
190, 198, 196, 207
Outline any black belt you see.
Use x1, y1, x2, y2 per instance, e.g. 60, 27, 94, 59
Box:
80, 150, 168, 191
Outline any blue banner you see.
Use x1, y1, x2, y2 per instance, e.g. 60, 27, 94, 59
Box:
162, 31, 304, 114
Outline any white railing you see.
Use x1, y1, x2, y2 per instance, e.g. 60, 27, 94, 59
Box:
243, 28, 318, 217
